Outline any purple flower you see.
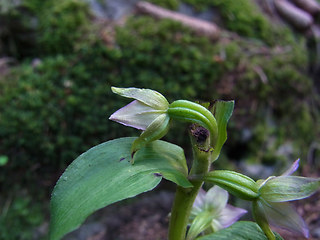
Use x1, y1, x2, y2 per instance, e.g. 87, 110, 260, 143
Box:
254, 159, 320, 239
109, 87, 170, 157
109, 87, 169, 130
187, 186, 247, 239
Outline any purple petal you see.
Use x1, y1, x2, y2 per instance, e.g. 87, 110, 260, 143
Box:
205, 186, 228, 213
262, 200, 309, 238
192, 188, 207, 215
219, 204, 247, 228
109, 100, 162, 130
282, 159, 300, 176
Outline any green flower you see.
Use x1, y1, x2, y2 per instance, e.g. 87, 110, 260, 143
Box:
253, 159, 320, 239
109, 87, 170, 158
110, 87, 219, 158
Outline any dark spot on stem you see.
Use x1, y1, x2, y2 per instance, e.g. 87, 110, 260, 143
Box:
154, 173, 162, 177
119, 157, 125, 162
190, 125, 209, 143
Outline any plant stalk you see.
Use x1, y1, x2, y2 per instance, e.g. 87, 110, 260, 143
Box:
168, 125, 212, 240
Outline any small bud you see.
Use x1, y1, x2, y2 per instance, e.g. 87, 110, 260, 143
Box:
204, 170, 260, 200
168, 100, 218, 147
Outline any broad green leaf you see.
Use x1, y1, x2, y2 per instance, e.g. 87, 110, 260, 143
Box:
196, 221, 284, 240
211, 101, 234, 161
50, 137, 191, 240
260, 176, 320, 202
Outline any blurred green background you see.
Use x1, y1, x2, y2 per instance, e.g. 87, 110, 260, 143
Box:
0, 0, 319, 239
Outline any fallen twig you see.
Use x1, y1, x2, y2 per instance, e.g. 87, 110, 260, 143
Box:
136, 1, 220, 40
274, 0, 313, 29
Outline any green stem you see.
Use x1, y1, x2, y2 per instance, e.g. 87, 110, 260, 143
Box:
168, 126, 212, 240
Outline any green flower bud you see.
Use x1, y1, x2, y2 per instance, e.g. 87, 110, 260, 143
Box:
204, 170, 260, 200
168, 100, 218, 147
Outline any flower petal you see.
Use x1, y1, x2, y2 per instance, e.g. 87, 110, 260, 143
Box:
111, 87, 169, 110
219, 204, 247, 229
260, 200, 309, 238
191, 188, 207, 217
281, 159, 300, 176
205, 185, 228, 213
109, 100, 164, 130
260, 176, 320, 202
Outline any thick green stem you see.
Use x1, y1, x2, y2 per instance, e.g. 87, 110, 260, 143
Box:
168, 126, 212, 240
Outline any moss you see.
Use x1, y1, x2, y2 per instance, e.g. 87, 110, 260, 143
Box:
210, 0, 271, 40
0, 1, 38, 58
0, 13, 317, 193
38, 0, 91, 55
0, 0, 91, 58
182, 0, 212, 11
146, 0, 180, 10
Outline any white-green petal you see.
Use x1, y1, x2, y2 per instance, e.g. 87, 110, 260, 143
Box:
111, 87, 169, 110
260, 176, 320, 202
191, 189, 206, 217
204, 186, 228, 213
109, 100, 165, 130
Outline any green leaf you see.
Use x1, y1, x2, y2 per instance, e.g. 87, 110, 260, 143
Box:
196, 221, 284, 240
211, 101, 234, 161
50, 137, 191, 240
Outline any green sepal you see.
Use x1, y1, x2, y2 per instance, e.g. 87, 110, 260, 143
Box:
196, 221, 283, 240
187, 211, 213, 240
259, 176, 320, 202
111, 87, 169, 110
131, 114, 170, 159
204, 170, 260, 200
50, 137, 191, 240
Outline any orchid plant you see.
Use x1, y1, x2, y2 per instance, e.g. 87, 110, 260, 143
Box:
49, 87, 320, 240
